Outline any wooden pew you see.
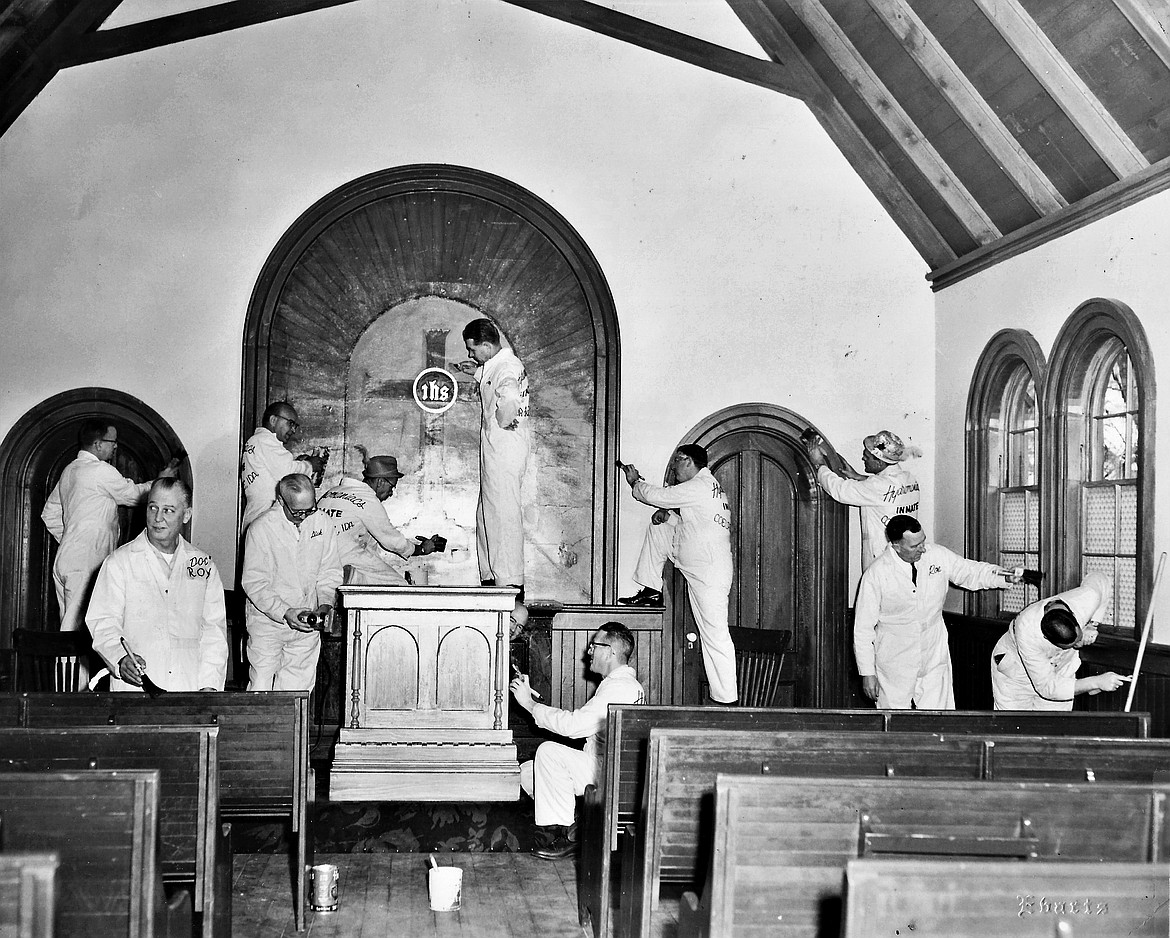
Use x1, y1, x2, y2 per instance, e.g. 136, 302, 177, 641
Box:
579, 704, 1151, 938
0, 770, 192, 938
620, 727, 990, 938
0, 725, 227, 938
0, 853, 58, 938
985, 735, 1170, 782
841, 858, 1170, 937
12, 691, 312, 931
677, 774, 1170, 938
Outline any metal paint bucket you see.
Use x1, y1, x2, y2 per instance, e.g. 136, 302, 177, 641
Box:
309, 863, 340, 912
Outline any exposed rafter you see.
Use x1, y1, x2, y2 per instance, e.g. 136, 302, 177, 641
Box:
971, 0, 1148, 179
727, 0, 955, 268
863, 0, 1065, 215
1112, 0, 1170, 73
500, 0, 807, 101
779, 0, 1000, 244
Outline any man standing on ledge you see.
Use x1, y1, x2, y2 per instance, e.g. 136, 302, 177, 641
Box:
461, 319, 530, 598
510, 622, 644, 860
855, 514, 1016, 709
86, 478, 228, 693
991, 571, 1130, 710
618, 444, 738, 704
240, 401, 327, 530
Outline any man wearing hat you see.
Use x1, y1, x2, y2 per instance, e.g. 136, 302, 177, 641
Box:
316, 455, 437, 585
806, 429, 921, 569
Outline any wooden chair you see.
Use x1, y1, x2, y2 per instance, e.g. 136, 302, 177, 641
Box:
11, 628, 92, 692
729, 625, 793, 707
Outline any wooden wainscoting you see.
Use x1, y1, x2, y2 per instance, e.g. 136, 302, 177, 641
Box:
548, 606, 669, 710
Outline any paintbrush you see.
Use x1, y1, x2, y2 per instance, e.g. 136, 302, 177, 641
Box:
119, 637, 168, 698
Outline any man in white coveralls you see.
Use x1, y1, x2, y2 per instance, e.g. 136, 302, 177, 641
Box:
240, 401, 327, 530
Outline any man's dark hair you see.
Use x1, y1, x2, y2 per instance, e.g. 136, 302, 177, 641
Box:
600, 622, 635, 663
462, 318, 501, 345
262, 401, 295, 424
150, 476, 192, 507
1040, 604, 1080, 648
885, 514, 922, 544
677, 444, 708, 470
78, 418, 113, 448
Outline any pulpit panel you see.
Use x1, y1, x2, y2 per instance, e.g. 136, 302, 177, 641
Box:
436, 626, 492, 711
364, 626, 419, 711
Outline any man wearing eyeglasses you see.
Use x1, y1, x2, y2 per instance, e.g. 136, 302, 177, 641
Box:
42, 418, 180, 637
241, 474, 342, 691
510, 622, 644, 860
240, 401, 328, 530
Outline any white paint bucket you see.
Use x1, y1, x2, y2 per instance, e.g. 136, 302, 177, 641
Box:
427, 866, 462, 912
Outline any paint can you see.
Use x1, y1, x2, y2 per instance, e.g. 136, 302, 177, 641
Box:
309, 863, 339, 912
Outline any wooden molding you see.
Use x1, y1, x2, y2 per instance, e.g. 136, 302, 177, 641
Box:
727, 0, 955, 268
971, 0, 1148, 178
779, 0, 1000, 245
1112, 0, 1170, 73
864, 0, 1065, 215
499, 0, 808, 100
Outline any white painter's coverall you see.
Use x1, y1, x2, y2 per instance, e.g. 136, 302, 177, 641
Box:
632, 467, 738, 703
991, 572, 1111, 711
474, 348, 530, 586
41, 450, 150, 632
317, 477, 410, 585
241, 505, 342, 691
240, 427, 317, 530
854, 543, 1004, 709
520, 664, 644, 827
86, 532, 229, 692
816, 464, 920, 569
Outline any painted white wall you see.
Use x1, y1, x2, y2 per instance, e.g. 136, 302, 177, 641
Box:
934, 188, 1170, 639
0, 0, 933, 596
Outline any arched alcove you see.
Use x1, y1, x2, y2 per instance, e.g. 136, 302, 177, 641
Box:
242, 165, 620, 602
0, 388, 189, 646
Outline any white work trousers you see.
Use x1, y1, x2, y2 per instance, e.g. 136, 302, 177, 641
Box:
53, 564, 101, 634
875, 620, 954, 710
633, 522, 738, 703
476, 441, 527, 586
247, 627, 321, 692
520, 741, 595, 828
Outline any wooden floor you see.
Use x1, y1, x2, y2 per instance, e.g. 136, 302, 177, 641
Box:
233, 852, 591, 937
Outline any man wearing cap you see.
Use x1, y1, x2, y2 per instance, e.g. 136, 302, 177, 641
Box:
316, 455, 437, 585
42, 418, 180, 636
991, 572, 1130, 710
240, 401, 328, 530
806, 429, 920, 569
461, 319, 530, 596
241, 474, 342, 691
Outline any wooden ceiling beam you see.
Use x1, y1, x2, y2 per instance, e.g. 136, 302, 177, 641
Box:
500, 0, 807, 101
59, 0, 365, 67
864, 0, 1066, 215
1112, 0, 1170, 73
727, 0, 956, 268
779, 0, 1000, 244
971, 0, 1148, 178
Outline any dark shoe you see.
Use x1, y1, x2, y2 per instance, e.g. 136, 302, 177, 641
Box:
534, 834, 577, 860
507, 583, 525, 603
617, 587, 663, 607
533, 825, 560, 849
565, 821, 578, 843
481, 578, 497, 587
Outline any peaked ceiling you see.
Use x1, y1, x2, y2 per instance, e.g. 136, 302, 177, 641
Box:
2, 0, 1168, 289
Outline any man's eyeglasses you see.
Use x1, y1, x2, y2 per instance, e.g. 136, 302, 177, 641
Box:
284, 505, 316, 521
280, 416, 300, 432
587, 642, 611, 650
100, 438, 118, 446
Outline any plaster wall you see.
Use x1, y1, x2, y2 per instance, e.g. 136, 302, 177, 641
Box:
934, 188, 1170, 640
0, 0, 933, 595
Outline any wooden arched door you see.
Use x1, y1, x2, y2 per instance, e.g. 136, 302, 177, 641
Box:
669, 404, 848, 706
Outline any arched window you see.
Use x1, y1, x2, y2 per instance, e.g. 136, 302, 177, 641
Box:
1045, 299, 1154, 636
965, 330, 1045, 618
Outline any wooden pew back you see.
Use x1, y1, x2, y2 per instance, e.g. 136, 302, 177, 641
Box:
842, 858, 1170, 937
0, 853, 58, 938
887, 709, 1150, 737
986, 735, 1170, 782
700, 775, 1170, 938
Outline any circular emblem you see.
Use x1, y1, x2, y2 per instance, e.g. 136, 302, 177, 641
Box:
412, 367, 459, 415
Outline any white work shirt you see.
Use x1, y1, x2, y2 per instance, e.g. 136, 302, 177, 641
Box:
529, 665, 645, 771
41, 450, 150, 575
992, 573, 1112, 710
816, 464, 920, 568
476, 348, 531, 454
317, 476, 413, 568
632, 467, 733, 588
241, 505, 343, 627
240, 427, 317, 529
86, 532, 229, 692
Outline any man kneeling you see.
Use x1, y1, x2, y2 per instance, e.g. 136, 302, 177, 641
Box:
510, 622, 644, 860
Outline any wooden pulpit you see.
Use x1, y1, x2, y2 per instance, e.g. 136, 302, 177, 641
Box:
330, 585, 520, 801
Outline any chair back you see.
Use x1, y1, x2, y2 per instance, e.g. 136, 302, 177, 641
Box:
730, 626, 793, 707
12, 628, 92, 693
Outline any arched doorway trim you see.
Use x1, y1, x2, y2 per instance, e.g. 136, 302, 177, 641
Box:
0, 388, 188, 646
